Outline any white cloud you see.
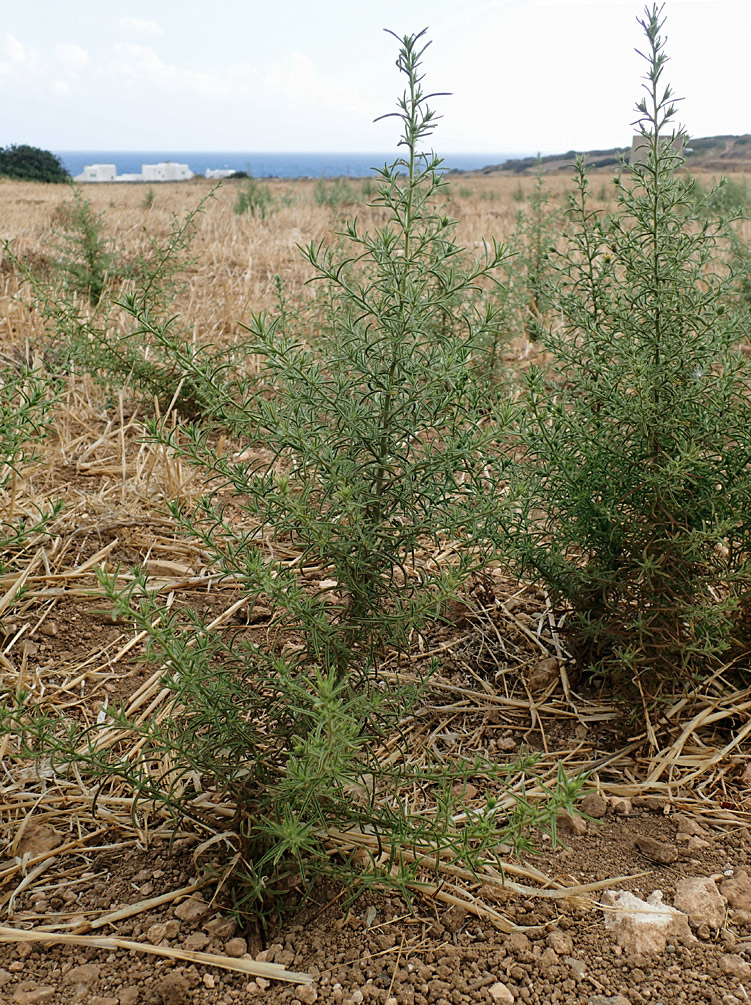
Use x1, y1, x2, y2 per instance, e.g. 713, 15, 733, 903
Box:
51, 79, 71, 97
112, 43, 232, 99
0, 32, 40, 75
54, 43, 88, 77
118, 17, 163, 36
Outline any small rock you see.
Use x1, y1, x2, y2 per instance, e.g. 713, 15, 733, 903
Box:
174, 895, 209, 923
609, 796, 632, 816
686, 835, 711, 852
146, 923, 168, 943
9, 961, 25, 972
546, 930, 573, 955
224, 937, 247, 958
540, 947, 559, 967
296, 985, 318, 1005
632, 796, 668, 810
119, 988, 140, 1005
63, 964, 100, 998
39, 621, 58, 637
245, 983, 259, 995
635, 836, 678, 864
580, 792, 608, 818
674, 813, 707, 837
90, 997, 119, 1005
673, 877, 727, 929
496, 736, 517, 751
588, 997, 630, 1005
557, 810, 587, 836
451, 781, 478, 801
351, 991, 363, 1005
720, 954, 751, 979
488, 983, 515, 1003
602, 889, 694, 955
565, 956, 586, 979
0, 970, 13, 988
202, 973, 215, 989
204, 915, 237, 939
13, 988, 57, 1005
255, 978, 270, 991
385, 999, 398, 1005
183, 932, 209, 952
504, 932, 531, 953
528, 657, 560, 692
721, 869, 751, 912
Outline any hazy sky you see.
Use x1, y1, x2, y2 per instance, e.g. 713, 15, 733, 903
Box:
1, 0, 748, 154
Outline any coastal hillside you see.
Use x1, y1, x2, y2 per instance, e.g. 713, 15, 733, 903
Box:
479, 132, 751, 174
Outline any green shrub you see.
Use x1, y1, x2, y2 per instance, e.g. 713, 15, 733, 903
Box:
53, 186, 115, 305
0, 144, 70, 183
4, 29, 580, 921
234, 175, 275, 218
140, 30, 511, 677
695, 176, 750, 219
0, 360, 61, 562
313, 176, 358, 210
507, 4, 751, 710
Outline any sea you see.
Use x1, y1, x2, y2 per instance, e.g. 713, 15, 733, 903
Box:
54, 150, 522, 180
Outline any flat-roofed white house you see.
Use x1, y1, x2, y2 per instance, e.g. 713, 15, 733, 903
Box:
74, 163, 117, 182
142, 161, 193, 181
74, 161, 193, 182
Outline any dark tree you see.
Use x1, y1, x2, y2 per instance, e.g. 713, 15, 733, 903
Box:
0, 145, 70, 183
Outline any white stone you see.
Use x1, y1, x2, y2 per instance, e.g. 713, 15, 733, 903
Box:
673, 877, 726, 929
489, 982, 515, 1002
602, 889, 694, 955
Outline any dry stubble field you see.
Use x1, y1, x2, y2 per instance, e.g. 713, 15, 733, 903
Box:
2, 173, 751, 1005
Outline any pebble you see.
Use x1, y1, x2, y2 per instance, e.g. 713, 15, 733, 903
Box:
635, 836, 678, 864
119, 988, 139, 1005
720, 954, 751, 978
12, 987, 57, 1005
580, 792, 608, 818
203, 974, 216, 989
296, 985, 318, 1004
610, 796, 632, 815
488, 982, 515, 1003
205, 915, 237, 939
184, 932, 210, 951
225, 937, 248, 958
174, 895, 209, 922
546, 930, 573, 955
0, 970, 12, 988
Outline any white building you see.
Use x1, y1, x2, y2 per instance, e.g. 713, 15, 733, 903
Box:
142, 161, 193, 182
74, 163, 116, 182
73, 161, 193, 183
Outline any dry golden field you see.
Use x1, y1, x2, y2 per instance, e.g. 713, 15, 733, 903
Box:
1, 171, 751, 1003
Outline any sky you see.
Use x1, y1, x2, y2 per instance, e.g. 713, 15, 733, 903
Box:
0, 0, 748, 155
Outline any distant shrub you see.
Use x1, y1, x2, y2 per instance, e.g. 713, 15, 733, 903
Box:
234, 175, 274, 218
53, 186, 115, 305
0, 145, 70, 183
313, 176, 358, 209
